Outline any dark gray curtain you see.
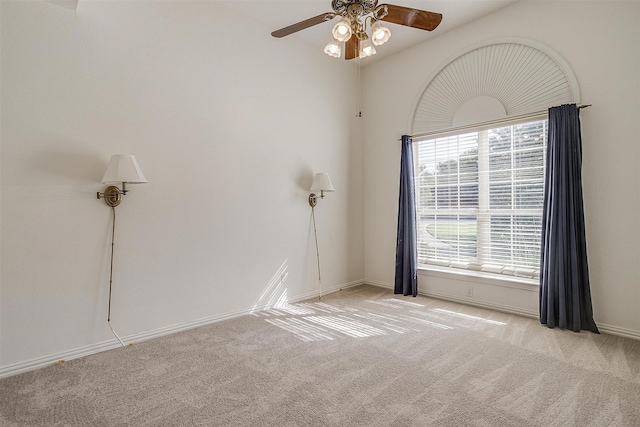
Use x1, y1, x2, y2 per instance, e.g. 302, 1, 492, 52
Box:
394, 135, 417, 297
540, 104, 598, 333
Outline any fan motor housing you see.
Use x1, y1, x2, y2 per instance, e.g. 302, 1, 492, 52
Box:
332, 0, 378, 16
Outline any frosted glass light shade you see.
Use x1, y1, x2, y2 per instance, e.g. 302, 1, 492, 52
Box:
332, 18, 352, 42
310, 173, 335, 192
371, 20, 391, 46
324, 38, 342, 58
359, 38, 376, 58
101, 154, 147, 184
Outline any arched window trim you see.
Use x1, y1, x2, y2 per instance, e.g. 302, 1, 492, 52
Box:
408, 37, 580, 136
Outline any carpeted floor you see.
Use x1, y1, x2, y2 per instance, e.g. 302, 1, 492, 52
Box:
1, 285, 639, 426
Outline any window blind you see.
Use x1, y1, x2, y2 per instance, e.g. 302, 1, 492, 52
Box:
413, 118, 548, 279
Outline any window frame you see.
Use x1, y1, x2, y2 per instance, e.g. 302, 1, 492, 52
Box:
412, 113, 548, 283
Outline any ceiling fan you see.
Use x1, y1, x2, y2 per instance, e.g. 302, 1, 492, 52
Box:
271, 0, 442, 60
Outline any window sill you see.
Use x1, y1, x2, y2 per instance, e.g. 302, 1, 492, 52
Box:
417, 264, 539, 292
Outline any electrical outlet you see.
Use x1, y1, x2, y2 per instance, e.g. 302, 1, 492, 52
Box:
466, 287, 473, 297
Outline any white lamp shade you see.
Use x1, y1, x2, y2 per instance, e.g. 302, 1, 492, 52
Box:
101, 154, 148, 184
310, 173, 335, 192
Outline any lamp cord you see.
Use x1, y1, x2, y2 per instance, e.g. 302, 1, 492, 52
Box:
107, 206, 126, 347
311, 205, 322, 300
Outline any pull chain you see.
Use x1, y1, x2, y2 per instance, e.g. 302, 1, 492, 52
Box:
356, 57, 362, 117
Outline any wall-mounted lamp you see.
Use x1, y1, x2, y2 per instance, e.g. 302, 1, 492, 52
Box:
97, 154, 148, 207
97, 154, 147, 347
308, 172, 335, 301
308, 172, 335, 207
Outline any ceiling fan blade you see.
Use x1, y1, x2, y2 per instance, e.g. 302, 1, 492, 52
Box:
379, 4, 442, 31
271, 12, 336, 38
345, 36, 359, 60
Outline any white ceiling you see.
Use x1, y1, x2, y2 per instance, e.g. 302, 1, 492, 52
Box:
222, 0, 519, 65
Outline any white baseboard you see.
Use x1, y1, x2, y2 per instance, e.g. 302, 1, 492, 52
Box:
0, 341, 120, 380
363, 280, 640, 340
0, 279, 365, 379
363, 279, 394, 289
420, 289, 539, 319
3, 278, 634, 378
596, 323, 640, 340
364, 279, 537, 318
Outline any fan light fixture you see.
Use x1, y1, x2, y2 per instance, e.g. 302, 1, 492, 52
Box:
323, 2, 391, 59
272, 1, 442, 61
325, 19, 384, 59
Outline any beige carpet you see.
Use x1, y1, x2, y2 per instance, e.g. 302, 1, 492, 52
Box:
1, 285, 639, 426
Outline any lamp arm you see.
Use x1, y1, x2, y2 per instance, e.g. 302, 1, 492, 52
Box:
308, 190, 330, 207
97, 182, 133, 207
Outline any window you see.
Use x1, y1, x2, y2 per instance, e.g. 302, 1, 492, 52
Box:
414, 118, 548, 279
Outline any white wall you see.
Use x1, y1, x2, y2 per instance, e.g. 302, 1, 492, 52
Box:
0, 0, 364, 375
362, 1, 640, 337
2, 0, 638, 378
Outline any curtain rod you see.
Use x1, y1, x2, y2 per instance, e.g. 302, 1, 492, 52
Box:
401, 104, 592, 141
